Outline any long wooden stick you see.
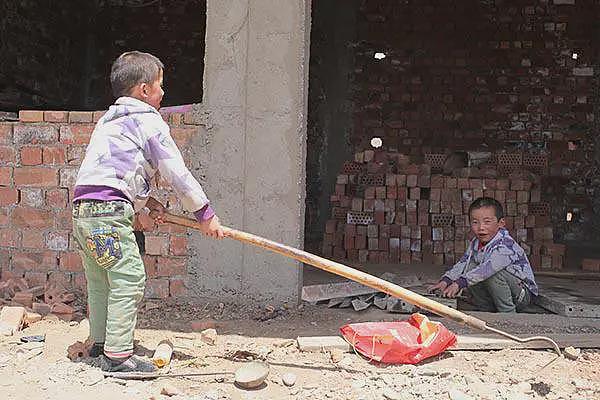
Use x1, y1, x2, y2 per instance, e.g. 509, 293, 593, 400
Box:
163, 212, 561, 354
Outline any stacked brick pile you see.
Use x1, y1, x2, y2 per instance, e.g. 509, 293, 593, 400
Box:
322, 150, 566, 270
0, 109, 201, 299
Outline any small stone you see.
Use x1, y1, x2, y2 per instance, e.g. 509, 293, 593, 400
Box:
329, 348, 344, 363
417, 368, 438, 377
515, 382, 532, 393
448, 389, 474, 400
351, 379, 367, 389
563, 346, 580, 360
571, 378, 592, 390
200, 328, 217, 345
282, 372, 297, 387
160, 384, 182, 396
383, 388, 404, 400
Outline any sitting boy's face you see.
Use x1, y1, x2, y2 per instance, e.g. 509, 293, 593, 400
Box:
469, 206, 505, 244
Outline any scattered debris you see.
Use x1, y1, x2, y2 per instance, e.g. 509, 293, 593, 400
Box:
0, 306, 26, 336
297, 336, 350, 352
282, 372, 297, 387
234, 361, 269, 389
351, 298, 370, 311
152, 340, 174, 368
67, 337, 95, 361
160, 383, 182, 397
329, 348, 344, 363
563, 346, 580, 360
200, 328, 217, 345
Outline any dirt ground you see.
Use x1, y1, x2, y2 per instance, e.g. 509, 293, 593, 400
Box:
1, 300, 599, 400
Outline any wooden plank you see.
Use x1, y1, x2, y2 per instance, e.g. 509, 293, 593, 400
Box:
453, 334, 600, 351
297, 336, 350, 352
301, 273, 421, 303
534, 294, 600, 319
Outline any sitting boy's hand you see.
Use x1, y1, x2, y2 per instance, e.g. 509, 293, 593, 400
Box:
146, 197, 166, 224
442, 282, 461, 298
199, 215, 225, 239
427, 281, 448, 294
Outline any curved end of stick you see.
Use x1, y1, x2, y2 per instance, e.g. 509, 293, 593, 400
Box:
485, 326, 562, 356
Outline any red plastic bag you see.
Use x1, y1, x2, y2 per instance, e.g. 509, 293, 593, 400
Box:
340, 313, 457, 364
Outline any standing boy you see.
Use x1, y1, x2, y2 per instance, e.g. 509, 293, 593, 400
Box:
428, 197, 538, 313
72, 51, 224, 372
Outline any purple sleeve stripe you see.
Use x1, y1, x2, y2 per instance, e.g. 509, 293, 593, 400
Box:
194, 204, 215, 222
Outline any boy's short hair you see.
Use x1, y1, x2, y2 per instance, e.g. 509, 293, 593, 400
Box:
110, 51, 164, 98
469, 197, 504, 220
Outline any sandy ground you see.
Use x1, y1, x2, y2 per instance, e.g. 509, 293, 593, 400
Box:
1, 300, 599, 400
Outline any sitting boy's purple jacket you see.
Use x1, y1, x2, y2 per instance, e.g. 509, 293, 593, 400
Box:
441, 228, 538, 295
75, 97, 212, 220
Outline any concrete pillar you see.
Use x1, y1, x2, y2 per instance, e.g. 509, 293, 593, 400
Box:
187, 0, 310, 304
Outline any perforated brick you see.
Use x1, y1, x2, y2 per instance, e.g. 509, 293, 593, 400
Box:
358, 174, 385, 186
424, 153, 447, 172
523, 154, 548, 173
342, 161, 363, 175
346, 211, 374, 225
431, 214, 454, 227
529, 202, 550, 217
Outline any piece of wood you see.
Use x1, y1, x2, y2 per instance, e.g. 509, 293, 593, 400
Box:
164, 213, 488, 331
534, 294, 600, 319
453, 334, 600, 351
0, 306, 26, 335
297, 336, 350, 352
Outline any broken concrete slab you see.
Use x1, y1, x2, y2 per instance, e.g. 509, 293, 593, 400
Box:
351, 298, 371, 311
297, 336, 350, 352
373, 294, 388, 310
564, 346, 580, 360
0, 306, 26, 335
327, 298, 345, 308
534, 292, 600, 318
301, 273, 421, 303
338, 298, 352, 308
386, 297, 416, 313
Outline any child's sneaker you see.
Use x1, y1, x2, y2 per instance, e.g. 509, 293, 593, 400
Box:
99, 355, 157, 373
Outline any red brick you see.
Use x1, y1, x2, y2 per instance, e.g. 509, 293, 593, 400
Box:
72, 273, 87, 292
0, 167, 13, 186
0, 228, 20, 248
0, 145, 16, 164
169, 236, 187, 256
0, 208, 8, 226
14, 125, 58, 144
25, 272, 47, 287
43, 146, 66, 165
142, 255, 159, 278
46, 189, 69, 208
59, 168, 77, 188
10, 207, 54, 228
59, 125, 94, 145
0, 187, 19, 206
12, 251, 56, 271
69, 111, 94, 123
22, 230, 45, 248
20, 146, 42, 165
0, 123, 13, 144
47, 271, 72, 287
171, 127, 196, 147
44, 111, 69, 123
344, 235, 354, 250
14, 167, 57, 186
169, 278, 188, 297
59, 252, 83, 272
582, 259, 600, 272
157, 257, 187, 276
92, 111, 106, 122
19, 110, 44, 122
190, 319, 221, 331
55, 210, 72, 230
145, 279, 169, 299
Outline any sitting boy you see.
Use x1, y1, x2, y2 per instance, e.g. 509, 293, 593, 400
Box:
428, 197, 538, 313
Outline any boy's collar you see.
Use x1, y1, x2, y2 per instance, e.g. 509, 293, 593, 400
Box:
115, 96, 160, 113
472, 227, 508, 251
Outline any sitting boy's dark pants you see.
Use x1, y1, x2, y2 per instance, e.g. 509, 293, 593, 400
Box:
467, 269, 531, 313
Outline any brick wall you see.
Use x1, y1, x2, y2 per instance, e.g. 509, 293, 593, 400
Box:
0, 109, 203, 299
309, 0, 600, 256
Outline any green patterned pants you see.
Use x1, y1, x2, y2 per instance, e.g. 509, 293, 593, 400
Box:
72, 200, 146, 358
